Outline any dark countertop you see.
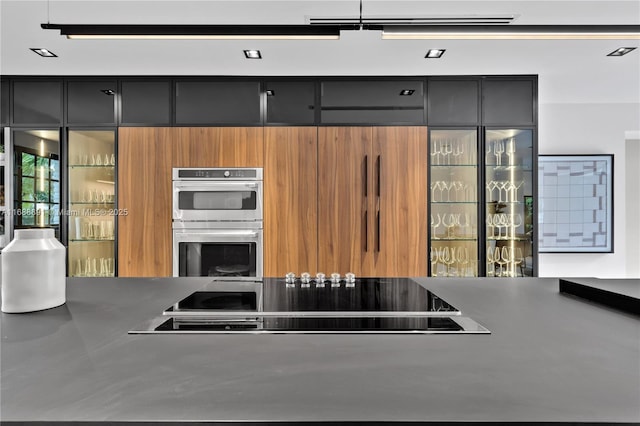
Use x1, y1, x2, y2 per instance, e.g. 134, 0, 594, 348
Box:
1, 277, 639, 424
560, 277, 640, 299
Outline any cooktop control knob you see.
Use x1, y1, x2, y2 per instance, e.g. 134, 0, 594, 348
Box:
300, 272, 311, 287
345, 272, 356, 287
315, 273, 326, 287
331, 273, 341, 287
285, 272, 296, 287
224, 170, 231, 178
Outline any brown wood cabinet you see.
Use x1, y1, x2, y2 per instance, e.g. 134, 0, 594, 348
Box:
318, 127, 374, 276
173, 127, 263, 167
264, 127, 318, 276
118, 127, 173, 277
317, 126, 428, 277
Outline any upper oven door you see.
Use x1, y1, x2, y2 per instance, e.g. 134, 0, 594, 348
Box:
173, 181, 263, 222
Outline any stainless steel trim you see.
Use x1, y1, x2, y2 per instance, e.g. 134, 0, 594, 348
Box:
172, 221, 262, 230
172, 228, 263, 278
165, 310, 461, 317
129, 316, 490, 334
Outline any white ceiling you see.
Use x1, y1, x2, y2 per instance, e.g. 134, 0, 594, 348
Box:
1, 0, 639, 104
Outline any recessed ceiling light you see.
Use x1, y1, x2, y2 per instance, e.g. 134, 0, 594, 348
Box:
30, 48, 57, 57
425, 49, 446, 58
101, 89, 116, 96
265, 90, 275, 96
607, 47, 637, 56
244, 49, 262, 59
399, 89, 415, 96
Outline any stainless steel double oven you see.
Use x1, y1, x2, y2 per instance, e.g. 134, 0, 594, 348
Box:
172, 168, 263, 279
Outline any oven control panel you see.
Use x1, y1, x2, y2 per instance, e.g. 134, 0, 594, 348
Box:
175, 168, 262, 180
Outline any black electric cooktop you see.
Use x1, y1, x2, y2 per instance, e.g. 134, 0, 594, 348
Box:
129, 278, 490, 334
164, 277, 460, 316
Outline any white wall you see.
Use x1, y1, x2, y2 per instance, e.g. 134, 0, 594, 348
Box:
538, 101, 640, 278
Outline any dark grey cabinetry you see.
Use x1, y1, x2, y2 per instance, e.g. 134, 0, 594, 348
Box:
12, 80, 62, 125
320, 80, 425, 124
427, 79, 479, 125
120, 80, 171, 125
67, 80, 117, 125
482, 78, 536, 125
265, 81, 315, 124
175, 81, 261, 125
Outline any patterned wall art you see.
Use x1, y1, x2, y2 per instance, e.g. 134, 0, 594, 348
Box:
538, 155, 613, 253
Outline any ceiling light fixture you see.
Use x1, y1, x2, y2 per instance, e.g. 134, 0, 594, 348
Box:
399, 90, 415, 96
101, 89, 115, 96
607, 47, 637, 56
382, 25, 640, 40
41, 24, 347, 40
265, 90, 275, 96
425, 49, 445, 58
30, 48, 57, 57
244, 50, 262, 59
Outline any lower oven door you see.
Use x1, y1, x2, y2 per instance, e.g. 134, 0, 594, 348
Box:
173, 228, 263, 278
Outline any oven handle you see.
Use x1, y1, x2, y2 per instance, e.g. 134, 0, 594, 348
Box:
175, 230, 260, 238
173, 182, 260, 190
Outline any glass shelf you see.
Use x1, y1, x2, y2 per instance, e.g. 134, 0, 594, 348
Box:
70, 238, 115, 242
431, 164, 478, 168
487, 237, 530, 242
432, 237, 477, 242
432, 201, 477, 205
69, 164, 115, 168
485, 201, 524, 205
70, 201, 115, 205
485, 165, 533, 171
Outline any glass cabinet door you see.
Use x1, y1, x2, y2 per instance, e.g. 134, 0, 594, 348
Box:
429, 129, 478, 277
484, 129, 534, 277
67, 130, 116, 277
10, 129, 61, 239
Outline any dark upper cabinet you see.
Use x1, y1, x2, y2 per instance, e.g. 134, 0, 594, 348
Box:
1, 79, 9, 125
120, 80, 171, 125
320, 80, 425, 124
67, 80, 117, 125
266, 81, 315, 124
427, 79, 479, 125
175, 81, 261, 125
482, 79, 535, 125
12, 80, 62, 125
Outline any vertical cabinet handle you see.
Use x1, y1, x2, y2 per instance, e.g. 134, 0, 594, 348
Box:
376, 211, 381, 252
376, 155, 381, 252
364, 210, 368, 252
364, 155, 368, 197
376, 155, 381, 197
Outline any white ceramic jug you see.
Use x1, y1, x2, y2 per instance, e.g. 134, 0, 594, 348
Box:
1, 229, 66, 313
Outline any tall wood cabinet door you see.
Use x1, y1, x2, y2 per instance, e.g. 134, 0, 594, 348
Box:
173, 127, 263, 167
264, 127, 318, 276
318, 127, 374, 276
118, 128, 173, 277
372, 127, 428, 276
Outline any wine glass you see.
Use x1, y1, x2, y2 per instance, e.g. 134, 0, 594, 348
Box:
486, 214, 494, 239
442, 213, 454, 238
486, 245, 495, 277
512, 181, 525, 202
431, 139, 440, 165
513, 247, 525, 277
494, 140, 505, 166
430, 247, 438, 277
501, 246, 512, 277
457, 246, 469, 277
443, 141, 453, 165
494, 247, 507, 277
439, 247, 450, 276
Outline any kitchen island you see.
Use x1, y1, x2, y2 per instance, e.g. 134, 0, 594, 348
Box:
1, 277, 639, 424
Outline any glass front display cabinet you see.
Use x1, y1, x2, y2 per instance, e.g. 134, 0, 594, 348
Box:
67, 129, 116, 277
429, 128, 535, 277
